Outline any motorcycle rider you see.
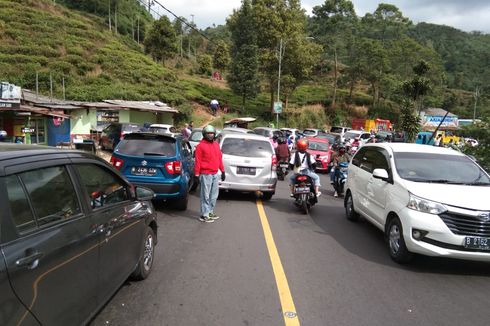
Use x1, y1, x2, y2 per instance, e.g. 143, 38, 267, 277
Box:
331, 144, 351, 197
289, 138, 321, 197
275, 136, 290, 162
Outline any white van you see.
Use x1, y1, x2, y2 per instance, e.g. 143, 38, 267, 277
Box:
345, 143, 490, 263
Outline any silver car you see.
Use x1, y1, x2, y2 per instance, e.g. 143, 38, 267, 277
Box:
219, 133, 277, 200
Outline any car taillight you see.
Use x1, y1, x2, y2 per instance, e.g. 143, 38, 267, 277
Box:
110, 156, 124, 170
165, 161, 182, 174
297, 175, 308, 181
120, 131, 125, 140
272, 154, 277, 171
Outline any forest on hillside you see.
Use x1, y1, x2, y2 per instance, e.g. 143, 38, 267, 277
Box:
1, 0, 488, 125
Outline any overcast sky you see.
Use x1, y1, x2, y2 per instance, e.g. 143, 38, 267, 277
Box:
154, 0, 490, 33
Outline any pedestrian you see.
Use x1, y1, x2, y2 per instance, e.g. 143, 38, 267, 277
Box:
434, 134, 442, 146
181, 123, 191, 139
188, 121, 193, 131
194, 125, 225, 223
210, 99, 219, 116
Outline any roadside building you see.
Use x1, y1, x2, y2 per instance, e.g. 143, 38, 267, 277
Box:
0, 85, 178, 146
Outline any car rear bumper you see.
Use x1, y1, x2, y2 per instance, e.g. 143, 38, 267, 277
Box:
219, 180, 277, 192
400, 209, 490, 262
130, 181, 183, 198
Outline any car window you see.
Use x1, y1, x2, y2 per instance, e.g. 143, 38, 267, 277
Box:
371, 149, 390, 171
344, 131, 359, 139
394, 152, 490, 184
272, 131, 283, 138
123, 124, 142, 132
5, 175, 37, 234
352, 147, 368, 167
75, 164, 130, 209
330, 127, 344, 133
6, 166, 82, 234
190, 131, 203, 141
221, 138, 273, 158
308, 141, 329, 151
303, 130, 316, 136
149, 126, 168, 133
116, 137, 176, 156
360, 133, 371, 140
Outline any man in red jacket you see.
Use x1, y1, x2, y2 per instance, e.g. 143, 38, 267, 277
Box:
194, 125, 225, 222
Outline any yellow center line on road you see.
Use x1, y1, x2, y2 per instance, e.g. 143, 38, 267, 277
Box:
256, 199, 300, 326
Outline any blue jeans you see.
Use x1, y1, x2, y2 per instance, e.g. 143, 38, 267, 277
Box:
199, 173, 219, 217
289, 169, 321, 187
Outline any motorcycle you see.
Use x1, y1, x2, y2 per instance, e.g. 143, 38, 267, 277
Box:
276, 161, 289, 180
333, 162, 349, 197
292, 173, 317, 214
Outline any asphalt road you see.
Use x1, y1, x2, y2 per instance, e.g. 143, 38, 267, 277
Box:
91, 173, 490, 326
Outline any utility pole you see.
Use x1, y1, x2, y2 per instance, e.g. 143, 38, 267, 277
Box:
49, 73, 53, 102
276, 38, 285, 128
108, 0, 111, 32
35, 72, 39, 99
473, 86, 481, 121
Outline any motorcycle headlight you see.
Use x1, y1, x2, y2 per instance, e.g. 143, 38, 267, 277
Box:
407, 193, 447, 215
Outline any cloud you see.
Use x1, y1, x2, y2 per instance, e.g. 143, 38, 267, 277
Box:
154, 0, 490, 33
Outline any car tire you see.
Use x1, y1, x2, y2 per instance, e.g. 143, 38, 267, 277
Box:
131, 227, 155, 280
174, 191, 189, 211
345, 192, 359, 222
386, 217, 413, 264
262, 192, 274, 201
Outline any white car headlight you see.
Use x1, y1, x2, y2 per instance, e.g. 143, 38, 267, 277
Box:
407, 193, 447, 215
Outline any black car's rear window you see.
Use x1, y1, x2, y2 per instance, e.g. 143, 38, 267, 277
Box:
117, 135, 176, 156
221, 138, 272, 158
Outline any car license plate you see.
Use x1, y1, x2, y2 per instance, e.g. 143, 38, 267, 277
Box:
131, 167, 157, 176
464, 237, 490, 250
294, 186, 310, 194
237, 166, 256, 175
279, 163, 289, 168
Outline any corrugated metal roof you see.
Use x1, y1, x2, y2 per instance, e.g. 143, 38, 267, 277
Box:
103, 100, 179, 113
423, 108, 457, 117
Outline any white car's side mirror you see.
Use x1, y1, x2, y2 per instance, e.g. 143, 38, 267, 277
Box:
373, 168, 390, 181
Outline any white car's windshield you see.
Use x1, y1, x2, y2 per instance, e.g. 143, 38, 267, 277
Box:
394, 152, 490, 185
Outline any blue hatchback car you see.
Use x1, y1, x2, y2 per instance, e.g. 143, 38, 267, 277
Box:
110, 132, 196, 210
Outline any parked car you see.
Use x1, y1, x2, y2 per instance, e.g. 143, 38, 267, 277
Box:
219, 133, 277, 200
306, 137, 333, 173
330, 126, 351, 135
302, 128, 327, 137
343, 130, 371, 144
376, 130, 405, 143
345, 143, 490, 264
188, 127, 203, 151
315, 133, 341, 149
253, 127, 284, 140
99, 122, 144, 151
110, 132, 196, 210
148, 124, 178, 137
0, 143, 157, 325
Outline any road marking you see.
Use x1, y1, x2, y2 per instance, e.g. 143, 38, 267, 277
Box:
256, 199, 300, 326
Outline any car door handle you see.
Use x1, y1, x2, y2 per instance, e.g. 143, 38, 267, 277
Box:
16, 252, 43, 269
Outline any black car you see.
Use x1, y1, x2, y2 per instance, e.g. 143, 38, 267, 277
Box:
99, 122, 144, 151
0, 144, 157, 325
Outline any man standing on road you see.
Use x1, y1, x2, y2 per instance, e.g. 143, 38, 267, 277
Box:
194, 125, 225, 223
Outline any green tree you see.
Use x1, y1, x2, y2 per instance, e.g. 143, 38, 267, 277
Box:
252, 0, 319, 111
227, 0, 260, 110
213, 40, 231, 72
462, 119, 490, 172
311, 0, 358, 107
197, 54, 213, 75
144, 16, 177, 64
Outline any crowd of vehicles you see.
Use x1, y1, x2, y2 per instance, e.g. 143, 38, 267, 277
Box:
1, 118, 488, 323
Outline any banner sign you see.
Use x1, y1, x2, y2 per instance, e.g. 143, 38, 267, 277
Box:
0, 82, 21, 109
422, 115, 459, 128
273, 101, 283, 114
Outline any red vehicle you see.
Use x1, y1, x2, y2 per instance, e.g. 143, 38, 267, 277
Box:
305, 137, 333, 173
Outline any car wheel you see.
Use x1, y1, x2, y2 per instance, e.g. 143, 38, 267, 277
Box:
345, 192, 359, 222
131, 227, 155, 280
386, 217, 413, 264
262, 192, 274, 201
174, 192, 189, 210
